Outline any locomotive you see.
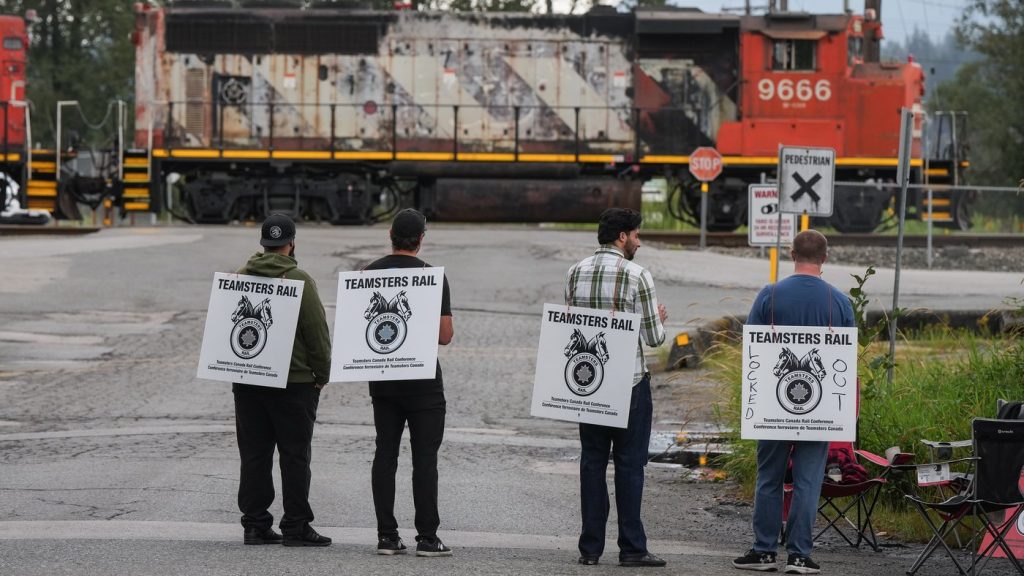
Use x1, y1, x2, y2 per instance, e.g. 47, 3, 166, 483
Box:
3, 1, 972, 231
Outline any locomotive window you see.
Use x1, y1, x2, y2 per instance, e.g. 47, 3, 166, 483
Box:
772, 39, 816, 71
3, 37, 23, 51
847, 36, 863, 66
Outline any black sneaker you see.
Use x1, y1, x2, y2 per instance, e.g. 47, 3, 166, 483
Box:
415, 535, 453, 557
243, 527, 282, 545
578, 555, 600, 565
732, 549, 778, 571
282, 526, 332, 547
784, 555, 820, 574
620, 553, 667, 567
377, 535, 407, 555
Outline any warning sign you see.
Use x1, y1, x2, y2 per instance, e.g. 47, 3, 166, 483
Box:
748, 184, 797, 247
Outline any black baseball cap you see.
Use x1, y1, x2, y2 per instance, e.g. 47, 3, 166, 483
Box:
260, 213, 296, 247
390, 208, 426, 238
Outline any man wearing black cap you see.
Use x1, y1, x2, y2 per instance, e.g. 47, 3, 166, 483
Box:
232, 213, 333, 547
363, 208, 454, 557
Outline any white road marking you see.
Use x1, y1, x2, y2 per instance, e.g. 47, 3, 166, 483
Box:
0, 520, 734, 557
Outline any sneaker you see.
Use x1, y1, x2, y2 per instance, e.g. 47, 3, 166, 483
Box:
732, 549, 778, 571
282, 526, 332, 547
578, 555, 600, 565
620, 552, 667, 567
415, 535, 453, 557
243, 527, 282, 545
784, 555, 820, 574
377, 535, 407, 555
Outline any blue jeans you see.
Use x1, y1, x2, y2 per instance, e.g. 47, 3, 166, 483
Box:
578, 375, 653, 560
752, 439, 829, 557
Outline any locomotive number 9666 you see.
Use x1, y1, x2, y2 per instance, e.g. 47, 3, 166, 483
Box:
757, 78, 832, 102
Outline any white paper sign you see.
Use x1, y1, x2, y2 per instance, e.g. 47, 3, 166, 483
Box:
531, 304, 642, 428
741, 325, 858, 441
197, 272, 305, 388
779, 146, 836, 217
330, 267, 444, 382
917, 463, 951, 486
748, 184, 797, 247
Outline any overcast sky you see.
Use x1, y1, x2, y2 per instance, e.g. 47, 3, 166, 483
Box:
668, 0, 962, 45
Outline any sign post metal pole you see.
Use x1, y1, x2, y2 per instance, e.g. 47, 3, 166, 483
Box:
888, 108, 914, 389
927, 187, 934, 269
700, 182, 709, 250
774, 198, 782, 282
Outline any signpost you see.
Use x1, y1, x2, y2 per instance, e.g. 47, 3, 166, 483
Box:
689, 147, 723, 251
775, 145, 836, 281
888, 108, 915, 388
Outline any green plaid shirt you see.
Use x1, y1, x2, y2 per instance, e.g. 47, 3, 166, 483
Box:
564, 246, 666, 386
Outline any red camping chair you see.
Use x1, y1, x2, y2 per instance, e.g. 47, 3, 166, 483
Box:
782, 442, 914, 551
781, 380, 914, 551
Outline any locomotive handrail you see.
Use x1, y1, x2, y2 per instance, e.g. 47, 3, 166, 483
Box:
153, 99, 699, 158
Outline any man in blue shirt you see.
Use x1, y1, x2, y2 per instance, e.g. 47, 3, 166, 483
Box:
733, 230, 855, 575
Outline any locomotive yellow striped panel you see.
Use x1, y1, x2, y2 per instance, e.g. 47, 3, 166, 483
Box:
147, 148, 937, 169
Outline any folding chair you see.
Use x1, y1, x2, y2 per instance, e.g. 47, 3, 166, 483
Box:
782, 442, 913, 552
905, 418, 1024, 576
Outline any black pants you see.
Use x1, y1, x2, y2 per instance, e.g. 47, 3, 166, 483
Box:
371, 392, 446, 539
233, 382, 320, 536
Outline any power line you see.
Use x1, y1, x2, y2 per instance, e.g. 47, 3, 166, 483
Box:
908, 0, 965, 11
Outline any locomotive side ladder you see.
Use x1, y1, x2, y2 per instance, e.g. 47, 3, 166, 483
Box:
120, 149, 152, 213
25, 149, 57, 212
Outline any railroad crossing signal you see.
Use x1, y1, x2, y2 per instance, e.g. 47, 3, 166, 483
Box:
778, 146, 835, 217
689, 147, 723, 182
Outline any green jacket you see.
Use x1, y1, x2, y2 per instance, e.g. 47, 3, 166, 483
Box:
238, 252, 332, 385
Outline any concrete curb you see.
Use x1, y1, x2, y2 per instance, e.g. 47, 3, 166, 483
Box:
666, 308, 1022, 370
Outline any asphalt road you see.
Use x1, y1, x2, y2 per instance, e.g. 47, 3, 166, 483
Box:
0, 225, 1020, 576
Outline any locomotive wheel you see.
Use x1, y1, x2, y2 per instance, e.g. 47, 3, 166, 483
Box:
950, 195, 972, 231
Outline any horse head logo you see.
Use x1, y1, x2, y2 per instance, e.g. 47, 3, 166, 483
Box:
805, 348, 826, 381
773, 347, 800, 377
364, 291, 388, 320
589, 332, 610, 364
393, 290, 412, 320
565, 329, 587, 358
228, 294, 272, 360
774, 345, 827, 416
231, 295, 254, 324
364, 289, 413, 354
562, 328, 609, 397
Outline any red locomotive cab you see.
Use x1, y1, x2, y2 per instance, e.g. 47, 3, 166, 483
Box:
719, 9, 925, 160
0, 14, 28, 151
718, 12, 852, 156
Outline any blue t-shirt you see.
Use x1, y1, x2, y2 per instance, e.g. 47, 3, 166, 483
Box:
747, 274, 855, 328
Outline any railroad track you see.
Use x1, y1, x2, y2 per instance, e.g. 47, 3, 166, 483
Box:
642, 231, 1024, 248
0, 225, 100, 236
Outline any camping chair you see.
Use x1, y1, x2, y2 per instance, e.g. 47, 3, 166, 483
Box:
905, 418, 1024, 576
782, 442, 914, 552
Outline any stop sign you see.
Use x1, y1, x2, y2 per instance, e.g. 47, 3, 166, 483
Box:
689, 147, 723, 182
